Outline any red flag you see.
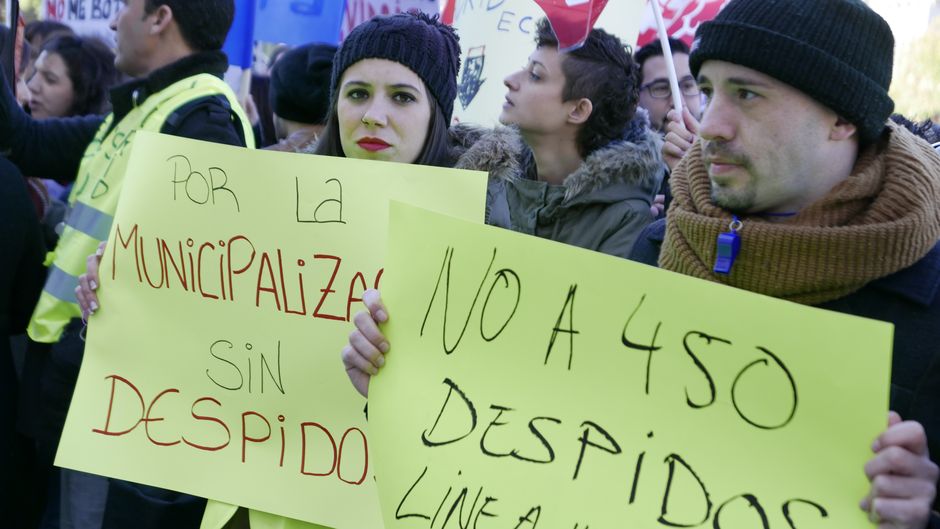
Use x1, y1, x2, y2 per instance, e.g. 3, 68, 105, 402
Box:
533, 0, 609, 51
637, 0, 729, 47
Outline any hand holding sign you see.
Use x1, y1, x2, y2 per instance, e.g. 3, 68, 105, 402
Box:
342, 289, 389, 397
861, 412, 938, 529
76, 242, 107, 319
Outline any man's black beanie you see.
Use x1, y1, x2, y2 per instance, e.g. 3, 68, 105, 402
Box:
690, 0, 895, 143
270, 43, 338, 125
330, 12, 461, 123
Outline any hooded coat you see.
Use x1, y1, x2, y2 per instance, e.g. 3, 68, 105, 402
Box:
452, 113, 664, 259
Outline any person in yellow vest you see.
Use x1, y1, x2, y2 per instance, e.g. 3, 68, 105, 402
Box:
0, 1, 253, 528
79, 9, 459, 529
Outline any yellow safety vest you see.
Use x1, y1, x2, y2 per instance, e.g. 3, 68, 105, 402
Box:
28, 73, 254, 343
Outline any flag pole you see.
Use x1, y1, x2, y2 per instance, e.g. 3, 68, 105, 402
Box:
238, 67, 252, 104
228, 0, 254, 108
649, 0, 684, 114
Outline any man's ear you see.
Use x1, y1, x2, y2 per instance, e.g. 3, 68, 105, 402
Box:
830, 116, 858, 142
567, 98, 593, 125
148, 4, 175, 36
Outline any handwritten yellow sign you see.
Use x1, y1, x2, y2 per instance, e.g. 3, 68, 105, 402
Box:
55, 133, 487, 528
371, 202, 892, 528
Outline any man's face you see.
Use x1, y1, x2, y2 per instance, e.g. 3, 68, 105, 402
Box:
696, 61, 842, 214
111, 0, 156, 77
499, 46, 577, 134
638, 52, 701, 132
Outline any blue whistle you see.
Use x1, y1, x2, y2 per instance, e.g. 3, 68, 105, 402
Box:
713, 218, 742, 275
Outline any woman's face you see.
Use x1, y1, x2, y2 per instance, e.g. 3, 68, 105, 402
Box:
337, 58, 432, 164
500, 46, 573, 134
27, 51, 75, 118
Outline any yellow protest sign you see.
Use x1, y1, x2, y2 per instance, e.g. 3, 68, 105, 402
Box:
55, 133, 487, 528
452, 0, 645, 126
370, 203, 893, 528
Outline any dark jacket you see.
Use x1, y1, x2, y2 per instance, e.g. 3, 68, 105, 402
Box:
0, 158, 46, 518
0, 51, 246, 180
0, 158, 45, 349
632, 219, 940, 525
452, 114, 664, 260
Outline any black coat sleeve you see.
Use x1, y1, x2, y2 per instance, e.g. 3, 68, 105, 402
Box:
0, 158, 46, 334
627, 218, 666, 266
0, 70, 103, 180
908, 346, 940, 512
160, 95, 247, 147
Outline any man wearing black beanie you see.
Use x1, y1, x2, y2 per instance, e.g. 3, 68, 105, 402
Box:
631, 1, 940, 527
266, 43, 337, 153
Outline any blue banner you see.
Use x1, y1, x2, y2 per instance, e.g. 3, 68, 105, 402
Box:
254, 0, 347, 46
223, 0, 257, 68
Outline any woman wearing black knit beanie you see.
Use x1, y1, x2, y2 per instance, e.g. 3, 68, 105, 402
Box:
314, 11, 461, 167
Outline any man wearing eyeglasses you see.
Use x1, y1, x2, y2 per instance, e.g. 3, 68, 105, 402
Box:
634, 37, 702, 134
635, 38, 703, 216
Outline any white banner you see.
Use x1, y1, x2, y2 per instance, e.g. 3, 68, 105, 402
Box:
44, 0, 116, 46
451, 0, 644, 127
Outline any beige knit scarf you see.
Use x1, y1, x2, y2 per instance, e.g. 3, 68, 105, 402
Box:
660, 123, 940, 305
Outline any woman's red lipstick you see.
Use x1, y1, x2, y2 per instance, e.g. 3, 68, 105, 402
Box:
357, 137, 391, 152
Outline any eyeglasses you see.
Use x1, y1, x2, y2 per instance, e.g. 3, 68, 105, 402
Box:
640, 76, 700, 99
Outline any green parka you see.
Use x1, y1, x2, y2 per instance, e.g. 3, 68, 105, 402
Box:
452, 113, 664, 259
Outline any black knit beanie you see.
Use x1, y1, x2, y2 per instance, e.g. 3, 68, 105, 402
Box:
270, 43, 337, 125
690, 0, 894, 143
331, 12, 461, 123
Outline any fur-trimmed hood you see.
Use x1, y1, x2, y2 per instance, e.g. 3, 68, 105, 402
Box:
265, 128, 320, 154
452, 110, 664, 204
